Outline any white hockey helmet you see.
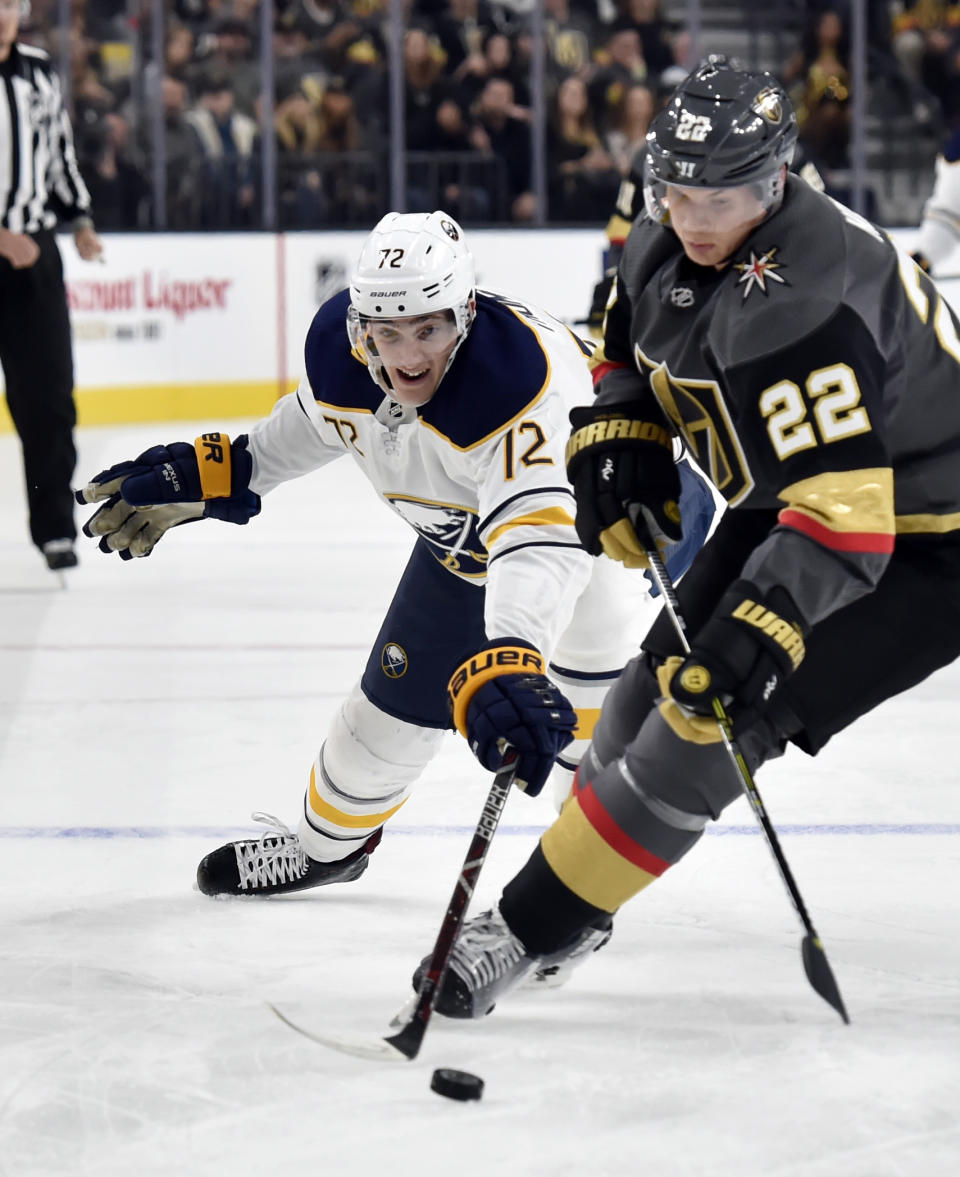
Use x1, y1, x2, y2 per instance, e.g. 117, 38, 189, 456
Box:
347, 211, 477, 397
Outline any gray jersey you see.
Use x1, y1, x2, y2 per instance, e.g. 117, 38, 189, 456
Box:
593, 175, 960, 629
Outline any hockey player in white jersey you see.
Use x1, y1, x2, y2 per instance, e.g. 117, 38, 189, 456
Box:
912, 128, 960, 275
75, 212, 714, 945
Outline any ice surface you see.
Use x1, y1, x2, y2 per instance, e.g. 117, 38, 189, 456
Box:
1, 425, 958, 1177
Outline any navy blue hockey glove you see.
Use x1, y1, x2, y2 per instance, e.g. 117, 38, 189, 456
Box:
566, 403, 682, 569
448, 640, 577, 796
665, 579, 806, 734
75, 432, 261, 560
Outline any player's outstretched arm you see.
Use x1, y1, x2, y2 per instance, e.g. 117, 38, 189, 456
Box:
447, 640, 577, 797
75, 432, 261, 560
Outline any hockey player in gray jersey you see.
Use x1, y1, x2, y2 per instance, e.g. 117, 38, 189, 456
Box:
74, 211, 714, 982
423, 61, 960, 1019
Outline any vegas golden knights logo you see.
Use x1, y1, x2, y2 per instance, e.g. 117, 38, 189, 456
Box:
637, 346, 755, 505
753, 88, 783, 124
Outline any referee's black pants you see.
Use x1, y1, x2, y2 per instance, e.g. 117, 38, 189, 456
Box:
0, 230, 77, 549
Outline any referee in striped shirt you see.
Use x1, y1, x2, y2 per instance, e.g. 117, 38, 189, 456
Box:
1, 0, 103, 572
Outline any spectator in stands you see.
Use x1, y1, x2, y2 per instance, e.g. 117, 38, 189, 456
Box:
186, 71, 258, 227
164, 21, 197, 83
604, 79, 655, 174
547, 72, 620, 221
408, 95, 492, 220
588, 18, 650, 135
480, 29, 530, 104
79, 111, 149, 230
141, 20, 202, 109
783, 7, 852, 170
273, 74, 328, 227
139, 74, 207, 227
895, 1, 960, 129
403, 24, 455, 150
200, 16, 260, 116
273, 7, 322, 81
613, 0, 674, 78
470, 75, 535, 221
658, 26, 695, 94
543, 0, 597, 83
449, 26, 529, 109
435, 0, 494, 78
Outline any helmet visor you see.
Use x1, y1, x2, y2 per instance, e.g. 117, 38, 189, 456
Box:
361, 312, 460, 357
643, 155, 785, 235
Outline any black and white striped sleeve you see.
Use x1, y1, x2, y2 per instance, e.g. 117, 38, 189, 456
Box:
0, 45, 92, 232
41, 62, 92, 224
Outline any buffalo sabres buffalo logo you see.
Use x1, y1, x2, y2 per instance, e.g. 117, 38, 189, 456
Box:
381, 642, 408, 678
733, 248, 787, 300
386, 495, 488, 578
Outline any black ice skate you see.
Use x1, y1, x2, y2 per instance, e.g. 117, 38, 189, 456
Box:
413, 906, 613, 1018
196, 812, 382, 897
42, 539, 78, 571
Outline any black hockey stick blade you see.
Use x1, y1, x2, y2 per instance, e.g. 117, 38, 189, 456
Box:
801, 932, 850, 1024
270, 749, 519, 1062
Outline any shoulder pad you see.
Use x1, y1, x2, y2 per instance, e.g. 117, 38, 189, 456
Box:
418, 292, 555, 449
304, 288, 380, 412
709, 179, 853, 368
621, 217, 682, 301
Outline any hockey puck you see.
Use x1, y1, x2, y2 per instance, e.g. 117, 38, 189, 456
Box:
430, 1068, 484, 1102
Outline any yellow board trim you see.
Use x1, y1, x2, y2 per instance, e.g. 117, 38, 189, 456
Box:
484, 506, 576, 547
541, 794, 658, 912
0, 380, 296, 433
308, 766, 408, 829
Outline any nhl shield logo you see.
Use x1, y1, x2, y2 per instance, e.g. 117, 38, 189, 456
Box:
381, 642, 408, 678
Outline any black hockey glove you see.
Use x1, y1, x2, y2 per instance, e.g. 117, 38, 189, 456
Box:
565, 402, 682, 569
76, 432, 261, 560
448, 640, 577, 797
665, 579, 806, 734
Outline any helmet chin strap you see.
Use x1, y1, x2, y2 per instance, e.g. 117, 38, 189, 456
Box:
364, 310, 474, 413
375, 397, 417, 426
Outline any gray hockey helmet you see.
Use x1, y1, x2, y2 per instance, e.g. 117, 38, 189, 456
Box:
644, 60, 798, 223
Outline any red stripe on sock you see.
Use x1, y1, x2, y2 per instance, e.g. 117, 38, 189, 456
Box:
574, 775, 670, 877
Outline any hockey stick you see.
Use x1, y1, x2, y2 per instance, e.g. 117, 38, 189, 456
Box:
641, 538, 850, 1024
269, 746, 519, 1061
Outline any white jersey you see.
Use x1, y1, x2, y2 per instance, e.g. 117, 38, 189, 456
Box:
246, 288, 599, 660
